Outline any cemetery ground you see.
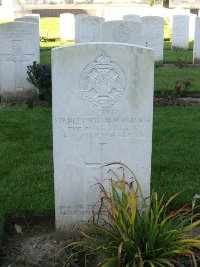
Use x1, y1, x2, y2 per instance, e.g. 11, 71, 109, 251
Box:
0, 18, 200, 266
0, 108, 200, 266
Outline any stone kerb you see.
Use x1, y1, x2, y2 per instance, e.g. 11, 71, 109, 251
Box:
141, 16, 164, 63
0, 22, 39, 102
52, 43, 154, 236
102, 20, 142, 46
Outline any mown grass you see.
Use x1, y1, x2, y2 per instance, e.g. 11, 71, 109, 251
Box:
40, 17, 60, 40
155, 67, 200, 92
0, 109, 54, 236
40, 41, 195, 66
40, 43, 200, 92
164, 48, 193, 64
0, 107, 200, 235
152, 107, 200, 209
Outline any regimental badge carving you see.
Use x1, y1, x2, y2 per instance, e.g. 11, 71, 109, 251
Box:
113, 24, 130, 43
80, 52, 126, 107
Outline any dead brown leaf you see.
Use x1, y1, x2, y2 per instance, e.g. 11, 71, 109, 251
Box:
14, 224, 23, 235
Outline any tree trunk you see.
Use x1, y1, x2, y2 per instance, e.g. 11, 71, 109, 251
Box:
163, 0, 169, 8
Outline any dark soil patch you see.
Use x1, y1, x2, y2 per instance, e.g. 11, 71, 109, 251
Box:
0, 215, 65, 267
1, 96, 200, 109
0, 215, 98, 267
0, 215, 199, 267
154, 96, 200, 107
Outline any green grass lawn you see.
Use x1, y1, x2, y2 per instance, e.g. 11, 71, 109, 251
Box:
155, 67, 200, 92
152, 107, 200, 209
0, 107, 199, 236
0, 109, 54, 235
40, 17, 60, 40
40, 43, 200, 93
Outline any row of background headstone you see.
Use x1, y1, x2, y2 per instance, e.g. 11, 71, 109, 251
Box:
74, 15, 164, 63
60, 13, 200, 63
1, 10, 200, 103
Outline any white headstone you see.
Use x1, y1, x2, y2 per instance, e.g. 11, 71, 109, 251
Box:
75, 14, 88, 43
189, 14, 197, 40
14, 16, 40, 60
123, 14, 141, 23
79, 16, 105, 43
141, 16, 164, 63
23, 14, 40, 29
52, 43, 154, 235
169, 8, 190, 29
172, 15, 189, 50
193, 17, 200, 64
0, 22, 39, 101
60, 13, 75, 41
102, 20, 142, 46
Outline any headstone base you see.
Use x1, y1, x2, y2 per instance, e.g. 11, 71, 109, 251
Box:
1, 90, 38, 104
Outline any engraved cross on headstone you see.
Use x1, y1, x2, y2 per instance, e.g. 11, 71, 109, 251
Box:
85, 143, 109, 181
2, 40, 34, 63
1, 40, 34, 89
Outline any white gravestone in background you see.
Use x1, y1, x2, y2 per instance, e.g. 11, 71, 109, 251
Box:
75, 14, 88, 43
23, 14, 40, 30
141, 16, 164, 63
172, 15, 189, 50
102, 20, 142, 46
123, 14, 141, 23
0, 22, 39, 101
193, 17, 200, 64
79, 16, 105, 43
60, 13, 75, 41
52, 43, 154, 235
15, 16, 40, 61
189, 14, 197, 40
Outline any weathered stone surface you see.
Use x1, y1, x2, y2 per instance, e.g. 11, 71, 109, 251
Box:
79, 16, 105, 43
193, 17, 200, 64
123, 14, 141, 23
52, 43, 154, 235
102, 20, 141, 45
0, 22, 39, 102
75, 14, 88, 43
141, 16, 164, 63
15, 15, 40, 60
172, 15, 189, 50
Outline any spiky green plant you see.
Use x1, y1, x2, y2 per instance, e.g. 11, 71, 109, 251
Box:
61, 163, 200, 267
